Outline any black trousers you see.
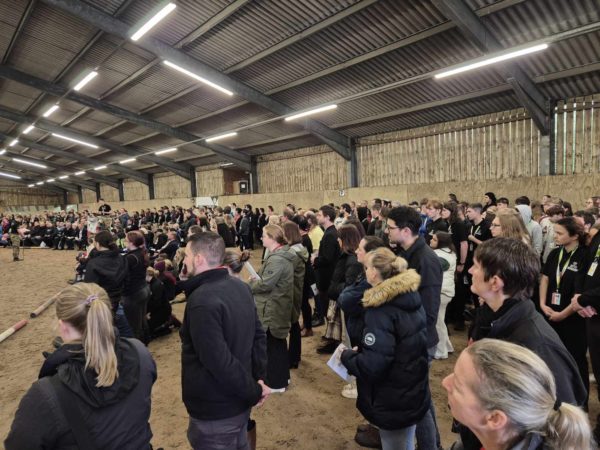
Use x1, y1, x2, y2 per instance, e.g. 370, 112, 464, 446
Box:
552, 316, 589, 405
288, 322, 301, 366
301, 293, 313, 330
588, 316, 600, 406
447, 272, 469, 324
122, 285, 151, 344
315, 290, 329, 319
267, 330, 290, 389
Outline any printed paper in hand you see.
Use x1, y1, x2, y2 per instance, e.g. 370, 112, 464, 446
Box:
245, 261, 261, 280
327, 344, 351, 381
311, 283, 318, 296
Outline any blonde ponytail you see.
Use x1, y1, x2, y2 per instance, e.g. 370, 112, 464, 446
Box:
56, 283, 118, 387
366, 247, 408, 280
466, 339, 593, 450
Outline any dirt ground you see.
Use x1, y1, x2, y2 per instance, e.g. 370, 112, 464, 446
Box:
0, 247, 597, 449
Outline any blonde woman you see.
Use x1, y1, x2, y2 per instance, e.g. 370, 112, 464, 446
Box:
6, 283, 156, 449
490, 209, 531, 244
444, 339, 593, 450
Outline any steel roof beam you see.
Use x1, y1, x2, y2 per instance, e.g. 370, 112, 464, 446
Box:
40, 0, 352, 160
2, 0, 37, 65
0, 65, 252, 170
0, 132, 140, 187
0, 106, 192, 180
0, 169, 70, 194
432, 0, 550, 134
0, 158, 94, 192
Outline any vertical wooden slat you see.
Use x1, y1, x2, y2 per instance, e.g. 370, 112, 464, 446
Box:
556, 100, 565, 175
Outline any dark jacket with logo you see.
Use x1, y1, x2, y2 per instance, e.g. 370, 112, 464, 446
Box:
180, 268, 267, 420
5, 338, 156, 450
338, 276, 371, 347
341, 269, 430, 430
397, 236, 443, 348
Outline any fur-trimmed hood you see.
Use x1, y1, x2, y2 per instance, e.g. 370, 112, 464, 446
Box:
362, 269, 421, 308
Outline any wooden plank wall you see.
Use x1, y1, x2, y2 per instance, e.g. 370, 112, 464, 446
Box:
0, 183, 62, 209
358, 108, 541, 186
154, 174, 191, 199
256, 145, 348, 193
196, 167, 224, 196
81, 189, 96, 204
123, 180, 149, 201
555, 94, 600, 175
99, 184, 119, 202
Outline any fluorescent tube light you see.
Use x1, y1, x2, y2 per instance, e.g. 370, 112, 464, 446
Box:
9, 139, 18, 147
0, 171, 20, 179
94, 165, 107, 171
28, 184, 34, 187
23, 125, 34, 134
73, 70, 98, 91
43, 104, 59, 117
0, 149, 5, 155
220, 162, 234, 167
13, 158, 47, 169
51, 133, 98, 149
36, 181, 44, 185
155, 147, 177, 155
131, 2, 176, 41
59, 175, 69, 179
163, 61, 233, 96
435, 43, 549, 79
47, 178, 55, 183
119, 158, 136, 164
206, 132, 237, 143
75, 171, 86, 175
285, 104, 338, 121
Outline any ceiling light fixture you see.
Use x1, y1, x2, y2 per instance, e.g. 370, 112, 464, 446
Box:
28, 184, 34, 187
51, 133, 98, 149
0, 171, 20, 179
75, 171, 86, 175
219, 162, 234, 167
47, 178, 55, 182
42, 104, 59, 117
13, 157, 47, 169
0, 149, 6, 155
94, 165, 107, 171
119, 158, 136, 164
131, 2, 177, 41
73, 70, 98, 91
284, 104, 338, 121
59, 175, 69, 179
36, 181, 44, 185
9, 139, 18, 147
206, 132, 237, 143
163, 61, 234, 96
23, 125, 34, 134
435, 43, 549, 79
155, 147, 177, 155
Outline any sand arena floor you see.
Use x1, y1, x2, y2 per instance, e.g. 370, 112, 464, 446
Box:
0, 247, 596, 449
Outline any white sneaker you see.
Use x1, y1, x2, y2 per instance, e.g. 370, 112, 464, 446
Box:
341, 383, 357, 399
40, 241, 47, 248
270, 387, 286, 394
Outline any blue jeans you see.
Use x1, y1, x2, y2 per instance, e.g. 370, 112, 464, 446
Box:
416, 346, 441, 449
379, 425, 416, 450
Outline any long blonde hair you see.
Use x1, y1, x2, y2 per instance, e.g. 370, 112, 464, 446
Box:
497, 209, 531, 245
467, 339, 593, 450
55, 283, 118, 387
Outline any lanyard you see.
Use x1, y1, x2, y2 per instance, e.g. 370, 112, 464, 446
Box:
471, 223, 481, 237
555, 246, 577, 291
594, 245, 600, 262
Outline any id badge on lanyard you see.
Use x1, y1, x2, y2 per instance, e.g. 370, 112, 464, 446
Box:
555, 247, 576, 305
588, 246, 600, 277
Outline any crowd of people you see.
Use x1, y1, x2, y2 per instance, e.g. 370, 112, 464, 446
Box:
3, 191, 600, 450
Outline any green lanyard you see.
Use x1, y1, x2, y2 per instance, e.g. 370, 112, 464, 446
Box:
555, 246, 577, 291
471, 224, 481, 237
594, 245, 600, 262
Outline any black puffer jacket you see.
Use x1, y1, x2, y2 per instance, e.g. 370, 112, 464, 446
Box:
5, 337, 156, 450
84, 249, 127, 302
327, 252, 364, 301
338, 275, 370, 347
341, 269, 430, 430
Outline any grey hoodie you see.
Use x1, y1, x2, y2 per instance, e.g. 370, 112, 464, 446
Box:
516, 204, 543, 256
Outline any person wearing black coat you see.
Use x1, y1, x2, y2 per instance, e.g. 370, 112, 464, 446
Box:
156, 230, 179, 261
342, 248, 429, 450
313, 206, 340, 324
385, 206, 442, 450
216, 219, 235, 247
456, 237, 587, 450
122, 231, 151, 343
5, 283, 156, 450
180, 232, 269, 450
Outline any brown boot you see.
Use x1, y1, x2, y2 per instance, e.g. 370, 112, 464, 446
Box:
354, 424, 382, 449
247, 420, 257, 450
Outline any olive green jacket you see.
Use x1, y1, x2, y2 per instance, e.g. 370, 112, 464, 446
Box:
250, 246, 295, 339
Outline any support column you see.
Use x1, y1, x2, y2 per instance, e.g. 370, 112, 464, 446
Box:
118, 179, 125, 201
539, 100, 556, 176
347, 138, 358, 188
148, 174, 155, 200
95, 183, 101, 202
190, 167, 197, 198
62, 190, 68, 207
77, 186, 83, 204
250, 157, 258, 194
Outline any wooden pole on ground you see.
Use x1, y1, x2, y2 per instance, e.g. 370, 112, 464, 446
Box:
30, 293, 59, 318
0, 319, 28, 343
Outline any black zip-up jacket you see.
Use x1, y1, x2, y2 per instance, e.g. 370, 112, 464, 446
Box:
397, 236, 442, 348
327, 252, 364, 300
180, 268, 267, 420
84, 249, 127, 302
5, 337, 156, 450
313, 225, 340, 291
123, 248, 149, 296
